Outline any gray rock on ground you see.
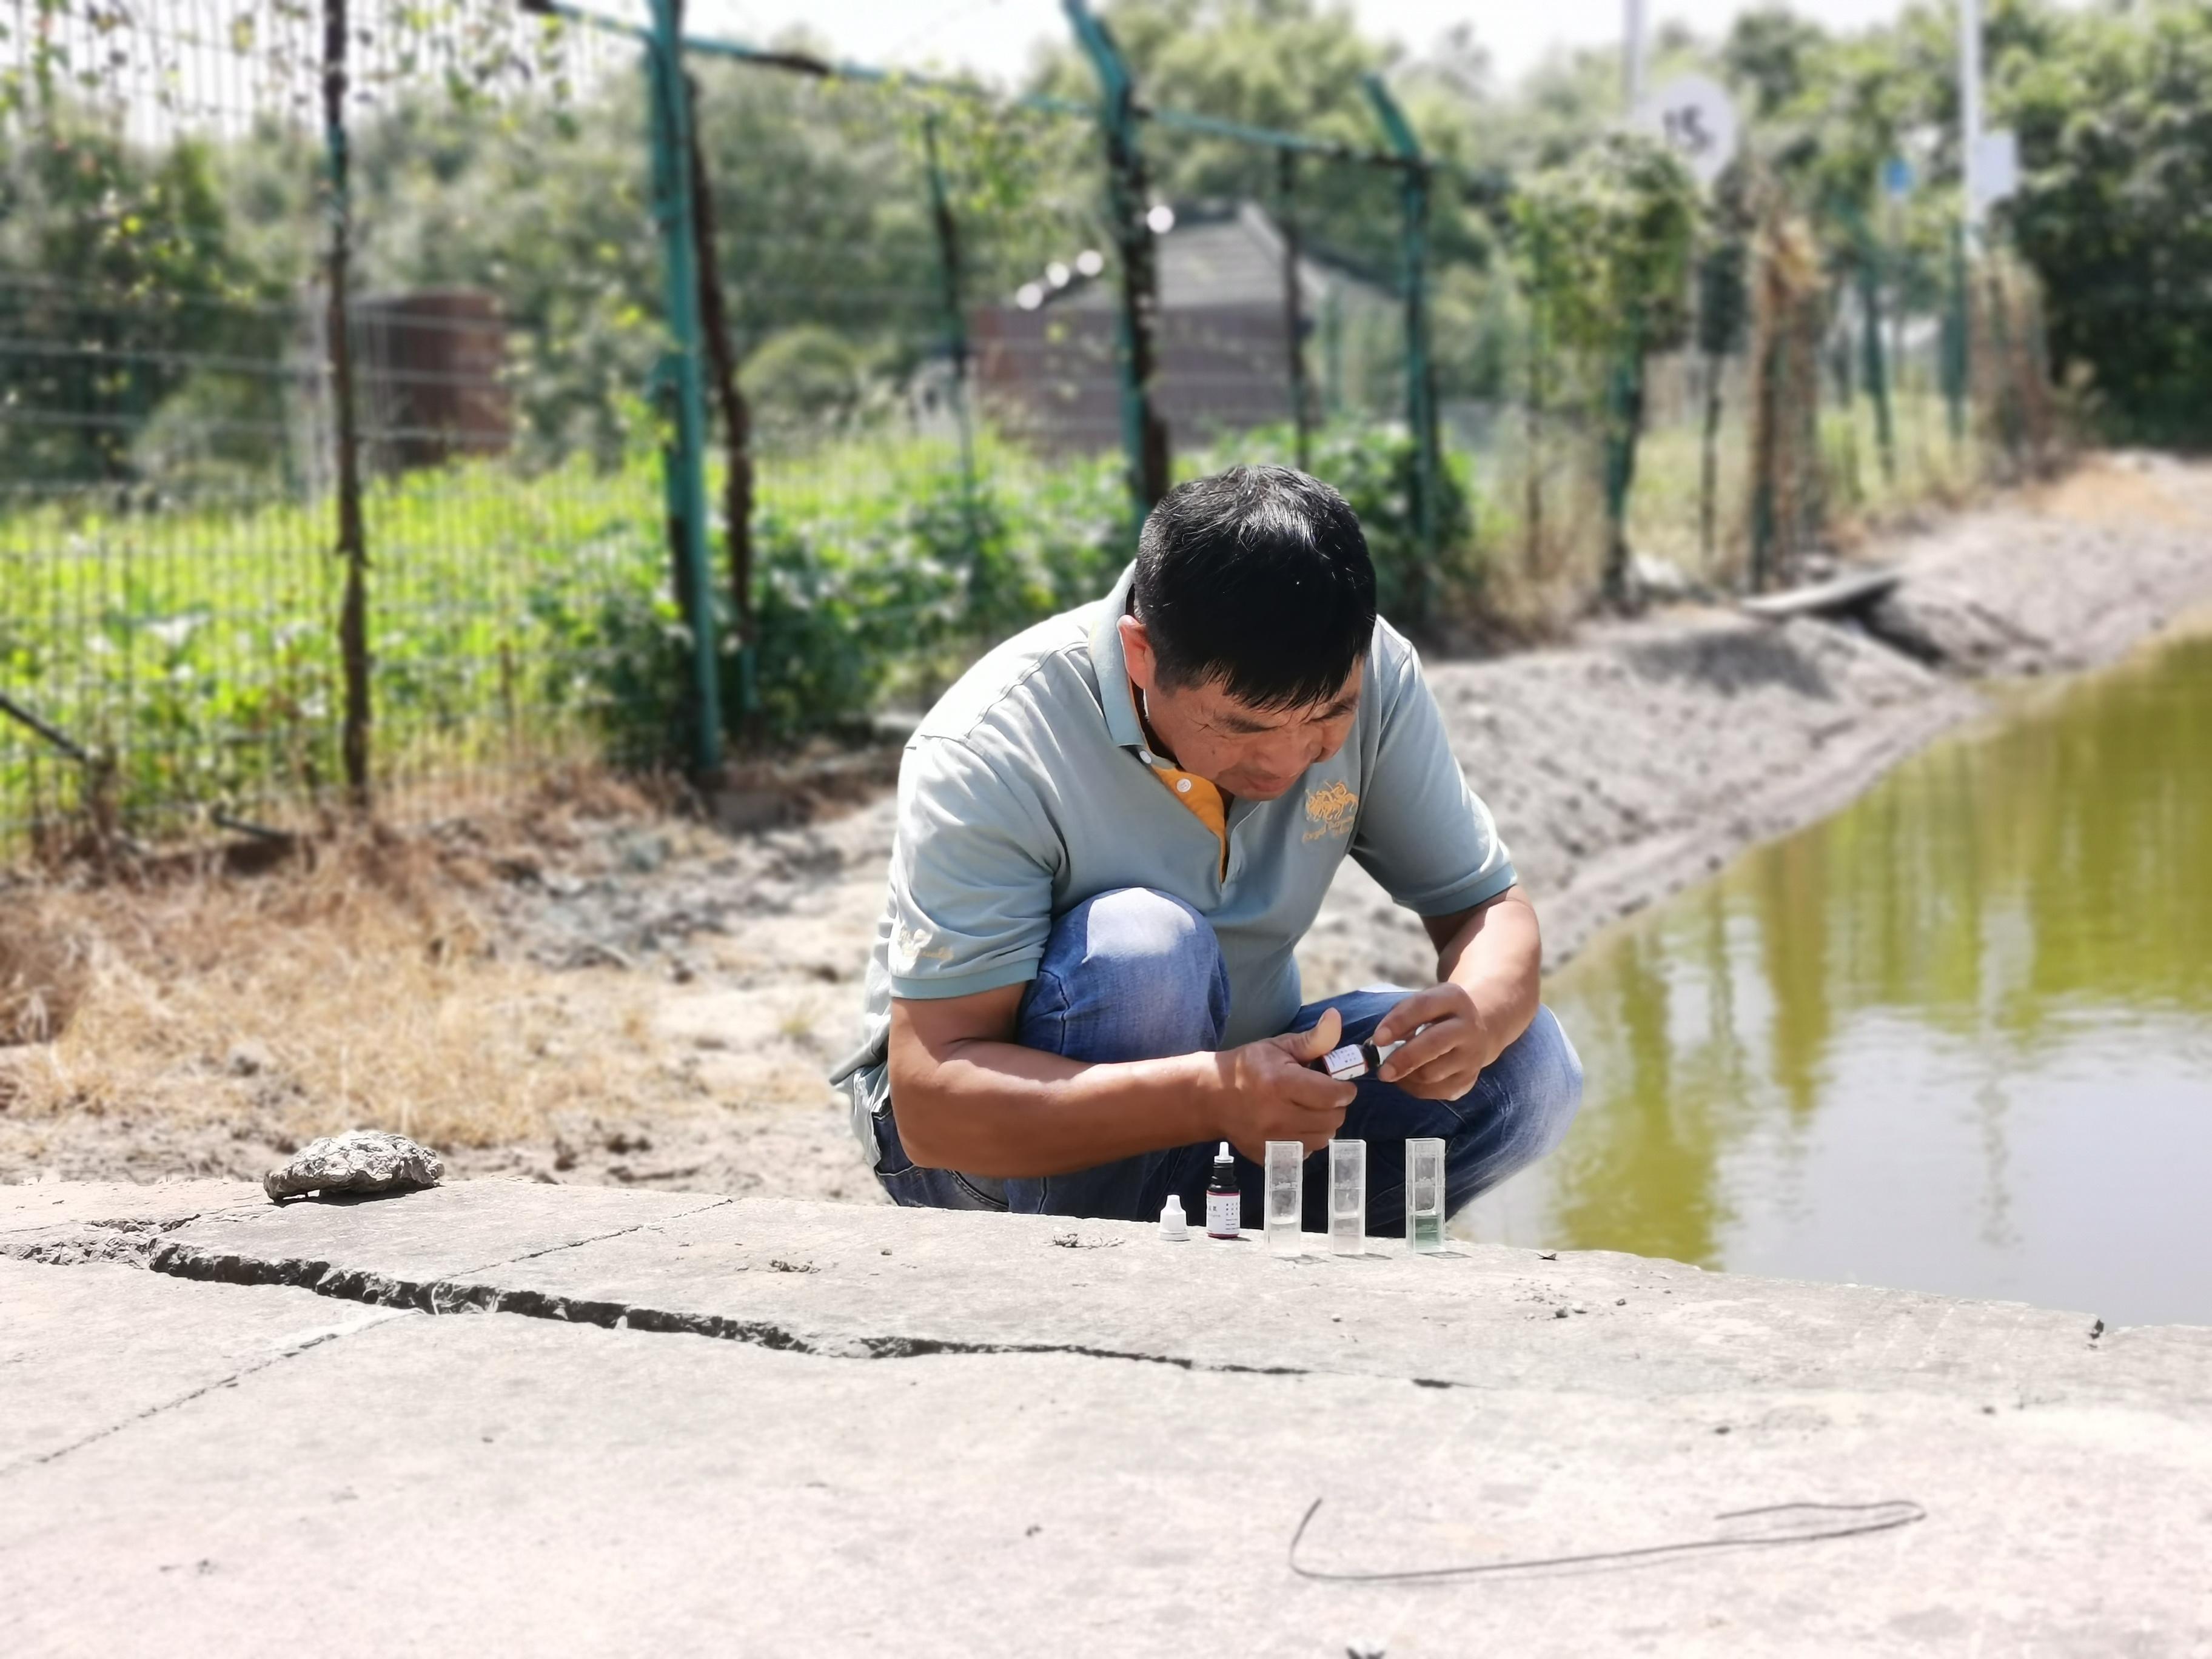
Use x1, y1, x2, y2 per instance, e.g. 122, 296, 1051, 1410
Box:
262, 1129, 443, 1203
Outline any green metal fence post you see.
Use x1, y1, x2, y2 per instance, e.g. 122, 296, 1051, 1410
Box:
645, 0, 724, 778
1982, 254, 2022, 466
1598, 341, 1644, 606
1064, 0, 1168, 532
1748, 231, 1781, 596
1941, 225, 1970, 450
321, 0, 370, 808
677, 67, 759, 747
922, 112, 985, 566
1362, 73, 1438, 617
1275, 148, 1313, 474
1856, 224, 1897, 485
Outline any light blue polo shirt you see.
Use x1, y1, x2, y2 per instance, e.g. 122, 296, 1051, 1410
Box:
838, 565, 1515, 1157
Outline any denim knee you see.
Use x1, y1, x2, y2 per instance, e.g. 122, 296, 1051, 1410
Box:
1017, 886, 1228, 1062
1501, 1005, 1583, 1163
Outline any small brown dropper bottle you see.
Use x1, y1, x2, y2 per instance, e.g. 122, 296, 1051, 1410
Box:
1308, 1037, 1404, 1082
1205, 1141, 1241, 1238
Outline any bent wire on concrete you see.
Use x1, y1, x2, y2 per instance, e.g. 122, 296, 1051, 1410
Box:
1287, 1496, 1928, 1583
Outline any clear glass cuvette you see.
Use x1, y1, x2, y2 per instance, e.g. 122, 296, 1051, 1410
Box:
1329, 1138, 1367, 1254
1406, 1136, 1446, 1252
1265, 1139, 1305, 1255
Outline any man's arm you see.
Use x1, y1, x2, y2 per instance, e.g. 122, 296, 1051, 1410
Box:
889, 990, 1357, 1178
1367, 885, 1542, 1100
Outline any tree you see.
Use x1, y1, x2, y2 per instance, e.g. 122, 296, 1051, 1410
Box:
1025, 0, 1495, 275
0, 119, 288, 484
1997, 0, 2212, 443
1721, 7, 1831, 119
1511, 135, 1698, 604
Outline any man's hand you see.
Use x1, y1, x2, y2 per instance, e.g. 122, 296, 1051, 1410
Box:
1371, 982, 1501, 1101
1367, 888, 1543, 1103
1204, 1007, 1358, 1161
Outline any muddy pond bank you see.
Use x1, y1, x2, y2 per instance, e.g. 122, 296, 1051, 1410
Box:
7, 455, 2212, 1206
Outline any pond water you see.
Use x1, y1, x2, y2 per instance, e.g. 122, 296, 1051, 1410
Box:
1469, 624, 2212, 1326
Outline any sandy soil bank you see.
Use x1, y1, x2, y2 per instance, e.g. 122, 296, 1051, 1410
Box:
7, 454, 2211, 1199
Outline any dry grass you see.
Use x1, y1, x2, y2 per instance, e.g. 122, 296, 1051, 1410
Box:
0, 806, 684, 1158
1, 895, 89, 1047
2029, 451, 2212, 531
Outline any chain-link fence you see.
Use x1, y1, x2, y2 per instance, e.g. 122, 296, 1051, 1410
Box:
0, 0, 662, 856
0, 0, 2050, 860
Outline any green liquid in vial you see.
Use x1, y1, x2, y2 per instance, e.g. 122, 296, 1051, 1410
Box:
1412, 1211, 1444, 1250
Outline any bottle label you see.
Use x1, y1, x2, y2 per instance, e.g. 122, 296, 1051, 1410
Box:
1206, 1190, 1241, 1238
1318, 1042, 1368, 1081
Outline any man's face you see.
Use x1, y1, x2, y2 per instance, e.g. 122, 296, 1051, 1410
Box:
1119, 614, 1361, 800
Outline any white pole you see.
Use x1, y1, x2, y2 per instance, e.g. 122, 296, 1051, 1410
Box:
1959, 0, 1983, 244
1623, 0, 1647, 112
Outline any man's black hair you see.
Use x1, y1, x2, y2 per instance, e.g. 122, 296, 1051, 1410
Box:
1131, 464, 1376, 710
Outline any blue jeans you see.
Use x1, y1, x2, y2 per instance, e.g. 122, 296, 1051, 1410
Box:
870, 886, 1583, 1231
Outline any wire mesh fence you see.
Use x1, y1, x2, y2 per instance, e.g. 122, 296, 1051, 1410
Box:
0, 0, 2052, 861
0, 0, 660, 856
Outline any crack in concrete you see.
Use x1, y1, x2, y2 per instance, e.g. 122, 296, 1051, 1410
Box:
1, 1308, 414, 1480
17, 1195, 1327, 1381
137, 1228, 1314, 1378
452, 1195, 737, 1277
1, 1197, 757, 1475
1, 1214, 209, 1267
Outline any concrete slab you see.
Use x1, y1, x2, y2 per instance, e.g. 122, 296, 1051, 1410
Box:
5, 1181, 2209, 1655
5, 1278, 2208, 1657
150, 1185, 2212, 1409
0, 1179, 263, 1250
0, 1258, 409, 1473
137, 1178, 727, 1279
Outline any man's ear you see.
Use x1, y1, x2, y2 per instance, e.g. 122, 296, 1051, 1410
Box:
1118, 613, 1157, 694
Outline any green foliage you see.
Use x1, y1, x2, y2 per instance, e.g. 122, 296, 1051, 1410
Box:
563, 415, 1480, 767
1510, 135, 1700, 363
1720, 7, 1832, 121
557, 434, 1132, 759
1026, 0, 1496, 273
1999, 0, 2212, 443
0, 118, 290, 482
0, 455, 660, 836
1711, 0, 2210, 441
0, 415, 1475, 830
1183, 418, 1480, 621
1694, 169, 1757, 362
19, 0, 2202, 846
740, 326, 883, 438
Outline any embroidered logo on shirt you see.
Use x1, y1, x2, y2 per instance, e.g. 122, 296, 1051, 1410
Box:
1302, 779, 1359, 843
891, 923, 955, 973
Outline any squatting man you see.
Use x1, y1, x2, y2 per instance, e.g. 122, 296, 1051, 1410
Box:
833, 465, 1583, 1232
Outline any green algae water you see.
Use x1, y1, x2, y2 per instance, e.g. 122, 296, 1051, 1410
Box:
1473, 626, 2212, 1325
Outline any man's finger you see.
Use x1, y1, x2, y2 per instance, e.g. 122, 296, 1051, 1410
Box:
1279, 1006, 1342, 1064
1281, 1069, 1358, 1112
1378, 1019, 1463, 1083
1374, 988, 1452, 1047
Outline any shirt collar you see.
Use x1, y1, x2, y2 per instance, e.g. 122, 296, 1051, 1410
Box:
1088, 562, 1147, 751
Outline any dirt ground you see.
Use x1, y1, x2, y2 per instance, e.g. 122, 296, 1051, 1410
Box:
5, 452, 2211, 1202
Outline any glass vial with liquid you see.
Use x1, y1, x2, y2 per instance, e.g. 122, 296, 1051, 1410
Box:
1329, 1138, 1367, 1254
1406, 1136, 1447, 1252
1264, 1139, 1304, 1255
